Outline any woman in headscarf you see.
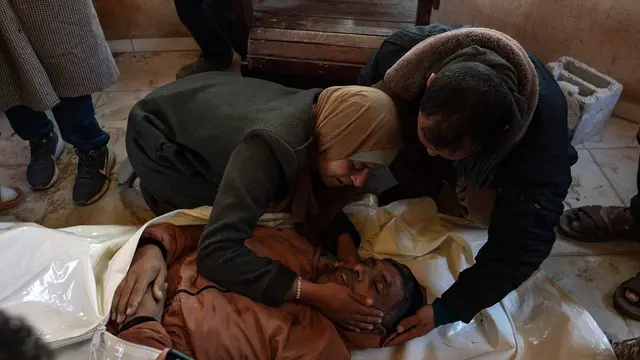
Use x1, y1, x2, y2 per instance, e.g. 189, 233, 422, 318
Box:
115, 72, 401, 332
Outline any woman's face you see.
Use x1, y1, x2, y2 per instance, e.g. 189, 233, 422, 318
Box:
317, 159, 380, 188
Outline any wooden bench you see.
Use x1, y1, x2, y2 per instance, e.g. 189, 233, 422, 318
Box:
243, 0, 438, 88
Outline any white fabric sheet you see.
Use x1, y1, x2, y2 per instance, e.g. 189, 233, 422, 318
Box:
0, 197, 615, 359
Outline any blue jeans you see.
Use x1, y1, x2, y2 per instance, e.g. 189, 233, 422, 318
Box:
5, 95, 109, 152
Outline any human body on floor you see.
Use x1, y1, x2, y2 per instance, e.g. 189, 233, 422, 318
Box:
110, 222, 424, 359
124, 73, 403, 334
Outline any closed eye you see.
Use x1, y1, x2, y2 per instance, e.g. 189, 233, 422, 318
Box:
375, 281, 384, 294
352, 161, 365, 171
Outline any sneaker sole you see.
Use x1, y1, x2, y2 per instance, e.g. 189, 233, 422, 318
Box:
28, 134, 64, 191
74, 146, 116, 206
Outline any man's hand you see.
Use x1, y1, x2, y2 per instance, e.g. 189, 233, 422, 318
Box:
123, 283, 167, 325
111, 244, 167, 324
384, 304, 435, 347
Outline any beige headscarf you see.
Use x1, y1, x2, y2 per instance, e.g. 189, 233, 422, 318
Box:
315, 86, 401, 163
287, 85, 402, 222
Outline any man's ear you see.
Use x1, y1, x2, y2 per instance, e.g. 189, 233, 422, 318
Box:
426, 73, 436, 87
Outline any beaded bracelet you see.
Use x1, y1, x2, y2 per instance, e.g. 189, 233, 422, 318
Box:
295, 276, 303, 300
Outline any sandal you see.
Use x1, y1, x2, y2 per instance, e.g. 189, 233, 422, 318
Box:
0, 185, 24, 212
613, 336, 640, 360
558, 205, 638, 242
614, 274, 640, 321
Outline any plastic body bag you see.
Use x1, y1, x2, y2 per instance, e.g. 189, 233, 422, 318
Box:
0, 198, 615, 360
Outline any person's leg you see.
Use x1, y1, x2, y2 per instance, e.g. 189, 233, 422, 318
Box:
559, 128, 640, 242
52, 95, 109, 151
5, 105, 64, 190
4, 106, 54, 143
617, 128, 640, 312
127, 111, 218, 215
51, 95, 114, 205
629, 128, 640, 227
174, 0, 238, 78
201, 0, 252, 58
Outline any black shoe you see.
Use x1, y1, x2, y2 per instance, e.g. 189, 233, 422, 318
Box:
27, 132, 64, 190
73, 145, 115, 205
176, 55, 233, 80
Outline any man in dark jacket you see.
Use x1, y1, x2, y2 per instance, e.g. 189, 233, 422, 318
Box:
357, 24, 573, 342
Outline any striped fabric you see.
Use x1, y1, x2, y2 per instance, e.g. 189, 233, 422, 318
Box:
0, 0, 118, 112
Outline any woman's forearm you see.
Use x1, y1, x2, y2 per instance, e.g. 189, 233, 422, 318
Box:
197, 136, 294, 306
285, 279, 322, 306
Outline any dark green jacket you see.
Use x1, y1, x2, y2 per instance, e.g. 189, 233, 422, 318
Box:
128, 73, 358, 306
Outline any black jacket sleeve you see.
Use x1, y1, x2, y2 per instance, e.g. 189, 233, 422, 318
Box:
440, 184, 565, 322
318, 211, 361, 256
196, 136, 296, 307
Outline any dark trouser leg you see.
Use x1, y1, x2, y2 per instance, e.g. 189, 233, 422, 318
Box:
5, 106, 55, 142
175, 0, 251, 64
630, 128, 640, 226
202, 0, 251, 58
126, 112, 218, 216
51, 96, 110, 151
6, 105, 62, 190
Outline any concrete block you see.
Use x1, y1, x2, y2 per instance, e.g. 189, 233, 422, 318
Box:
548, 57, 623, 145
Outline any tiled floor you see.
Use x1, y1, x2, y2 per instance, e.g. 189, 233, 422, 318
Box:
546, 116, 640, 341
1, 51, 640, 341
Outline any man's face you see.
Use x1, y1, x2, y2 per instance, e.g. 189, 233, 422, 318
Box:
417, 112, 478, 160
317, 159, 381, 188
316, 258, 404, 317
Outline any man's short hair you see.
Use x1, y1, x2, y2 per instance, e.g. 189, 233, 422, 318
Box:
0, 310, 53, 360
419, 62, 513, 152
382, 259, 425, 332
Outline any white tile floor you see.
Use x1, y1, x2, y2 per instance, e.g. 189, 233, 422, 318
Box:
548, 116, 640, 341
1, 51, 640, 341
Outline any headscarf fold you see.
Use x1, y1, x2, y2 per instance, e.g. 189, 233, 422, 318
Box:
289, 86, 401, 222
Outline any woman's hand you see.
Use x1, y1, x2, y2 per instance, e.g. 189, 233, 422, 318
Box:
302, 282, 384, 331
384, 304, 435, 346
111, 245, 167, 324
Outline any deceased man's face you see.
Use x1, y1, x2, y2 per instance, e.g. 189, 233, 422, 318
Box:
316, 258, 404, 322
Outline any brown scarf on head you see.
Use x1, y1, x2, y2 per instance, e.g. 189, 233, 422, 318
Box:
379, 27, 539, 188
279, 86, 401, 223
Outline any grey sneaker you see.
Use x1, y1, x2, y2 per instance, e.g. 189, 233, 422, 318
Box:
73, 145, 115, 205
176, 55, 233, 79
27, 132, 64, 190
